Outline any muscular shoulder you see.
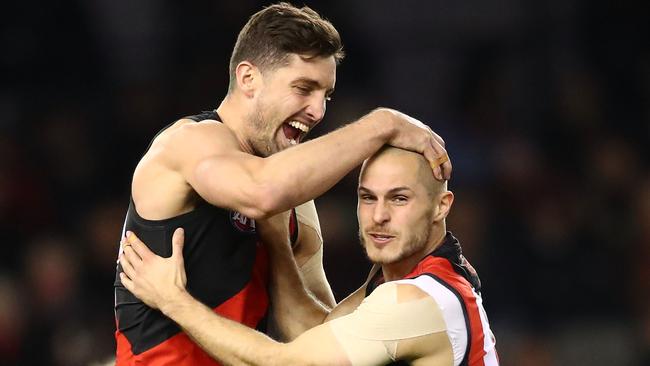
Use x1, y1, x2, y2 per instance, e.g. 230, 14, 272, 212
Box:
158, 119, 241, 159
132, 119, 241, 214
136, 119, 240, 173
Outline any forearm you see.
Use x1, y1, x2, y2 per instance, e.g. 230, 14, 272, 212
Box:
267, 237, 330, 340
297, 248, 336, 308
162, 290, 287, 366
261, 110, 395, 215
293, 210, 336, 308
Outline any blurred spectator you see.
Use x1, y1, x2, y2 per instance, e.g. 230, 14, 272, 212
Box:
0, 275, 27, 364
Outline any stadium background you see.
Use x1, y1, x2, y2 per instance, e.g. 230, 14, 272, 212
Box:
1, 1, 648, 365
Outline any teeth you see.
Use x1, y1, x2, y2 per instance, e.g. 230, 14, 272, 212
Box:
289, 139, 297, 145
372, 234, 392, 239
288, 121, 309, 133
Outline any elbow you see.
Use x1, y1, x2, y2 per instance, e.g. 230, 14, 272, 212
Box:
241, 184, 285, 220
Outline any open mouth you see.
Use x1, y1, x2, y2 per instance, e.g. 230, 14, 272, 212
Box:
368, 233, 395, 245
282, 121, 310, 145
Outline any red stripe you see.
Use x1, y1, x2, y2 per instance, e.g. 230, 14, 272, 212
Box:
115, 244, 269, 366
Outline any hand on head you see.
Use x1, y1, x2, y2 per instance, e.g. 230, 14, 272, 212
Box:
119, 228, 187, 310
374, 108, 452, 181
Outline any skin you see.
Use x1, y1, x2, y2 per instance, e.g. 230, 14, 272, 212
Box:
131, 53, 451, 221
126, 51, 451, 308
241, 55, 336, 157
358, 147, 452, 281
120, 148, 456, 365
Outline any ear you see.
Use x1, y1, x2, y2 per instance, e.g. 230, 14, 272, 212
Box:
235, 61, 261, 98
432, 190, 454, 223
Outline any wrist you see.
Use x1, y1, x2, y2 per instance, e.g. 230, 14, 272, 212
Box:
361, 108, 397, 142
160, 288, 193, 318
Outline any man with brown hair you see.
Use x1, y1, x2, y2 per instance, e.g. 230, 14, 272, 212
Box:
113, 2, 451, 365
119, 147, 498, 365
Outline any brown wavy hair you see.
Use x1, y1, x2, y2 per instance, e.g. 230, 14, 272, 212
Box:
228, 2, 344, 91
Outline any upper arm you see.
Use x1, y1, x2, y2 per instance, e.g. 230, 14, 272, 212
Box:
326, 283, 451, 365
168, 122, 278, 218
278, 282, 452, 366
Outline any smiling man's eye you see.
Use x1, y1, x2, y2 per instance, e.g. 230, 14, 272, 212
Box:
295, 86, 310, 94
360, 194, 375, 202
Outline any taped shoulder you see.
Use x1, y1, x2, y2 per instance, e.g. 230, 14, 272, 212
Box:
330, 282, 447, 341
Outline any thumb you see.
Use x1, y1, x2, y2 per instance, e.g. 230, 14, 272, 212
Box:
171, 227, 185, 259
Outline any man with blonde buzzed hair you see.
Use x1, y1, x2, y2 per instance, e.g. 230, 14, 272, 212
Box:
119, 146, 498, 365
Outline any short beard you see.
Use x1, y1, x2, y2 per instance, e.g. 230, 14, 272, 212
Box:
245, 105, 274, 157
358, 213, 433, 265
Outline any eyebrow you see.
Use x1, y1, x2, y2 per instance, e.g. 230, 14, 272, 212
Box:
293, 77, 335, 96
358, 186, 413, 194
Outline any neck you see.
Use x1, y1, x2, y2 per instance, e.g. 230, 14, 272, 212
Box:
216, 95, 255, 155
381, 225, 446, 282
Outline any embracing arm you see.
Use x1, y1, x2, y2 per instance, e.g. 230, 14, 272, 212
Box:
119, 229, 350, 365
175, 109, 450, 219
257, 210, 330, 341
258, 205, 380, 340
158, 289, 352, 366
260, 200, 373, 340
119, 232, 452, 365
119, 231, 453, 365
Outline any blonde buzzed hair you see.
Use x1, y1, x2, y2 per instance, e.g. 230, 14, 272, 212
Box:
362, 146, 447, 198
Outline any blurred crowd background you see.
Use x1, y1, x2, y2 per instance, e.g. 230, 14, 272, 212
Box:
1, 0, 648, 365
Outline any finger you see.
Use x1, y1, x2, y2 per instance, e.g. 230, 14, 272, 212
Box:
433, 164, 442, 181
431, 137, 452, 180
422, 144, 442, 180
119, 252, 137, 279
120, 272, 135, 293
123, 242, 144, 270
428, 133, 446, 158
171, 228, 185, 259
441, 156, 452, 180
431, 130, 445, 147
120, 236, 130, 253
126, 231, 153, 260
429, 138, 451, 181
433, 153, 449, 181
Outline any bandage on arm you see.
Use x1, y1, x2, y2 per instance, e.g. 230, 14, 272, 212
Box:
265, 201, 333, 341
327, 282, 452, 365
294, 200, 335, 307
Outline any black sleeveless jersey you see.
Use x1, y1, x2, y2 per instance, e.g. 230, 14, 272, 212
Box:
114, 111, 297, 365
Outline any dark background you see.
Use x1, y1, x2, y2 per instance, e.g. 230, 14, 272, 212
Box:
1, 1, 648, 365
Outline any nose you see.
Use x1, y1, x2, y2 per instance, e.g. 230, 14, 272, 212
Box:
305, 93, 326, 122
372, 201, 390, 224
